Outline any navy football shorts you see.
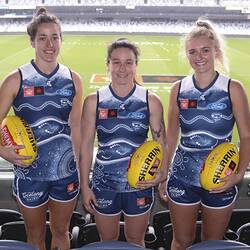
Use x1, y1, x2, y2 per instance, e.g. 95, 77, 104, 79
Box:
167, 176, 237, 208
92, 187, 154, 216
13, 171, 79, 208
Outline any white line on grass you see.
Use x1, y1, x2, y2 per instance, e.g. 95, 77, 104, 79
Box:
141, 58, 171, 61
0, 47, 30, 65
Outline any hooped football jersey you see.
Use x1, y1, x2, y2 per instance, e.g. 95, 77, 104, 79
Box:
12, 60, 77, 181
92, 84, 150, 192
170, 72, 235, 186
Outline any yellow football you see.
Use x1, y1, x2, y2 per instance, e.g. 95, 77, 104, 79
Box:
0, 115, 37, 165
200, 142, 239, 190
127, 140, 163, 188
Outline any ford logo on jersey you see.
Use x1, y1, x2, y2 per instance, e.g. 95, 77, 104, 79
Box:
56, 89, 72, 96
128, 112, 145, 119
208, 103, 227, 110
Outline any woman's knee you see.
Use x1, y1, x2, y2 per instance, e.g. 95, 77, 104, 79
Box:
125, 232, 145, 246
99, 229, 119, 241
172, 233, 195, 249
50, 223, 69, 239
26, 227, 46, 244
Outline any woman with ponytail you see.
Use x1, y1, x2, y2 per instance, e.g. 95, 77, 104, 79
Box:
159, 18, 250, 250
0, 7, 83, 250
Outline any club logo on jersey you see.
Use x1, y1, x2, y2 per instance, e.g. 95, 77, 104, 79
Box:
99, 109, 118, 119
23, 86, 44, 97
108, 109, 118, 118
34, 86, 44, 95
189, 100, 197, 108
180, 99, 197, 109
208, 103, 227, 110
128, 112, 145, 119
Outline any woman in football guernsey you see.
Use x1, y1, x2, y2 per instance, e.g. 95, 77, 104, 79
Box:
79, 38, 168, 246
159, 18, 250, 250
0, 8, 83, 250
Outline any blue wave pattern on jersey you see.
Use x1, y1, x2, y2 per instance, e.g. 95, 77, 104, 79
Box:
93, 84, 149, 192
171, 73, 235, 186
12, 60, 76, 181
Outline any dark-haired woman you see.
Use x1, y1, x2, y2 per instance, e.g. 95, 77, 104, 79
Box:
159, 18, 250, 250
79, 38, 168, 246
0, 8, 83, 250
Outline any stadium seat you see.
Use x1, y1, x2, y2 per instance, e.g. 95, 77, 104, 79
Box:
0, 240, 37, 250
153, 210, 202, 249
236, 223, 250, 246
71, 240, 148, 249
71, 221, 125, 247
46, 210, 89, 232
0, 221, 52, 249
186, 240, 250, 250
223, 229, 239, 241
162, 220, 243, 249
144, 225, 157, 249
152, 210, 171, 248
162, 221, 202, 250
228, 209, 250, 232
69, 211, 89, 232
0, 209, 23, 225
71, 221, 156, 248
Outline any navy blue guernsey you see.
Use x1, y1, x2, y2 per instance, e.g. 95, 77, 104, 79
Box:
170, 72, 235, 186
92, 84, 150, 192
12, 60, 77, 181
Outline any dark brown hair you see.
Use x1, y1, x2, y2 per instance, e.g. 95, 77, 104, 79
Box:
107, 38, 140, 65
27, 7, 62, 41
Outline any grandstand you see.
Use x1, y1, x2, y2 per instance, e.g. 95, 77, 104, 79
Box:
0, 0, 249, 35
0, 2, 250, 249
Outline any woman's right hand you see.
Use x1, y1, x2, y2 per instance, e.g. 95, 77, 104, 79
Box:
158, 180, 168, 203
0, 144, 32, 167
82, 186, 98, 214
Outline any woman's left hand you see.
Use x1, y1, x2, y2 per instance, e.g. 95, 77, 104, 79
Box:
209, 173, 243, 193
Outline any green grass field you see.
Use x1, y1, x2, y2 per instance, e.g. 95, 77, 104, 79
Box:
0, 34, 249, 143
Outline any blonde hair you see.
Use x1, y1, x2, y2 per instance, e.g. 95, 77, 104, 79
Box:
184, 18, 229, 74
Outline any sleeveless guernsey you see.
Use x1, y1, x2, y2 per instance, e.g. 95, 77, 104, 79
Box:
92, 84, 149, 192
170, 72, 235, 186
12, 60, 77, 181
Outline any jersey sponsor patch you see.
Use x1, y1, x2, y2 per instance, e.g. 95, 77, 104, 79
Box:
67, 181, 78, 193
56, 89, 72, 96
208, 103, 227, 110
67, 182, 75, 192
99, 109, 108, 119
99, 109, 118, 119
23, 86, 44, 97
128, 112, 145, 119
137, 197, 146, 206
180, 99, 197, 109
24, 86, 34, 97
180, 99, 189, 109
